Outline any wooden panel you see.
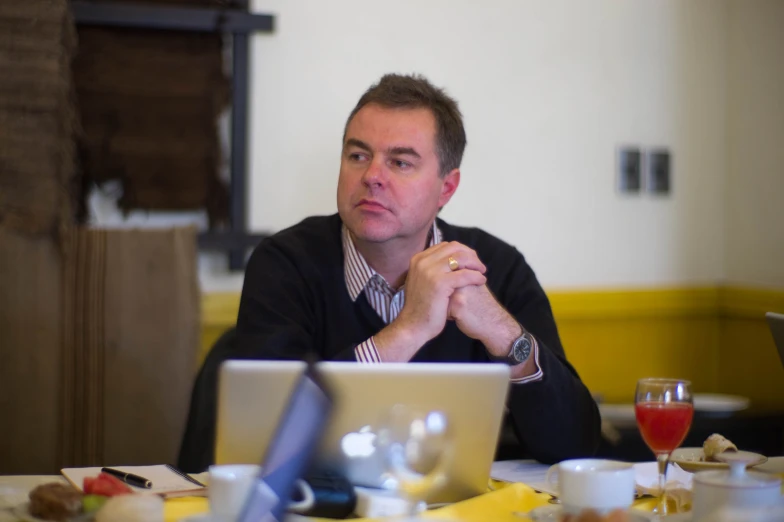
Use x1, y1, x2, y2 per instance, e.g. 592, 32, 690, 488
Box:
102, 228, 200, 466
0, 231, 63, 474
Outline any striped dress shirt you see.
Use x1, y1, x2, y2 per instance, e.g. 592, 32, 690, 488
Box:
342, 223, 543, 384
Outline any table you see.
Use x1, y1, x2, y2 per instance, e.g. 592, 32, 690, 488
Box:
2, 459, 783, 522
0, 476, 550, 522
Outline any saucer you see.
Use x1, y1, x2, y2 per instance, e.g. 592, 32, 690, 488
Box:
527, 505, 655, 521
178, 514, 310, 522
9, 502, 95, 522
671, 447, 767, 472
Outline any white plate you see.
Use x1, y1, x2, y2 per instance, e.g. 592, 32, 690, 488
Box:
526, 505, 655, 521
599, 403, 636, 422
8, 502, 94, 522
692, 393, 750, 412
670, 447, 767, 472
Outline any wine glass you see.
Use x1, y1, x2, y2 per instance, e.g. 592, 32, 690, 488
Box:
635, 378, 693, 515
375, 405, 453, 521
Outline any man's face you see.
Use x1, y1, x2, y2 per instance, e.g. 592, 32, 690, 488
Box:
337, 104, 459, 245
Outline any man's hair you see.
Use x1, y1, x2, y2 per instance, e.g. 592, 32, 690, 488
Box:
343, 74, 467, 177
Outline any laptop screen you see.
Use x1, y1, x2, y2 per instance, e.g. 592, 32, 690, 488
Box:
766, 312, 784, 367
237, 365, 332, 522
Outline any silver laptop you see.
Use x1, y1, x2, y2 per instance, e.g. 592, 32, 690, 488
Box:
215, 360, 511, 503
766, 312, 784, 367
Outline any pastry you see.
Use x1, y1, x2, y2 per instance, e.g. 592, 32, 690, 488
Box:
703, 433, 738, 461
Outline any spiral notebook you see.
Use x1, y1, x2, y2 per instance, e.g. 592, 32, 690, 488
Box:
61, 464, 207, 498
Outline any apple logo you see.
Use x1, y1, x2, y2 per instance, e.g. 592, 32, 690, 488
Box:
340, 425, 377, 458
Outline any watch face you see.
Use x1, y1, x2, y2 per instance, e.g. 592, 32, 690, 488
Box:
514, 335, 532, 362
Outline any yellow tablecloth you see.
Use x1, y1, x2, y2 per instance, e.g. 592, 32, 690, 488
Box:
163, 481, 633, 522
164, 483, 552, 522
163, 471, 784, 522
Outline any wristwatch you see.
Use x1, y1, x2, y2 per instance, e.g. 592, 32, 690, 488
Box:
503, 327, 534, 366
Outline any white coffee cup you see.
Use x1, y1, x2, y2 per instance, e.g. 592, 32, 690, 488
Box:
208, 464, 315, 521
546, 459, 636, 515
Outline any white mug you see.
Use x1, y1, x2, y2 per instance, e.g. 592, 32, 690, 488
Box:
208, 464, 315, 521
546, 459, 636, 515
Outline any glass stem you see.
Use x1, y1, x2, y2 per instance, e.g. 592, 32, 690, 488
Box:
656, 453, 669, 515
407, 497, 423, 517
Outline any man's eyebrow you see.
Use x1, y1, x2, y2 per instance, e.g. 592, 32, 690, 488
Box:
387, 146, 421, 159
344, 138, 372, 152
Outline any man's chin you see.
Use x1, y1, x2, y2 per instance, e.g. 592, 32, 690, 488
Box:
346, 221, 397, 244
340, 209, 404, 243
351, 228, 396, 244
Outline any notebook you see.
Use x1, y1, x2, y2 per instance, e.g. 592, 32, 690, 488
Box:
61, 464, 206, 498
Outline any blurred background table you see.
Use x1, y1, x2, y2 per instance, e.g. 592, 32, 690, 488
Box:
597, 405, 784, 461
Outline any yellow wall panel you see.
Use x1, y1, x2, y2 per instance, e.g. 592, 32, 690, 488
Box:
558, 317, 720, 403
717, 318, 784, 407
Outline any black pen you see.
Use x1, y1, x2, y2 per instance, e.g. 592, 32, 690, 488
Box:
101, 467, 152, 489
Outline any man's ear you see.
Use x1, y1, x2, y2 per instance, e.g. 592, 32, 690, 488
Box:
438, 169, 460, 208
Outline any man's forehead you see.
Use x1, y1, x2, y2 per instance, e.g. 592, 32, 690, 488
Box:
345, 104, 437, 151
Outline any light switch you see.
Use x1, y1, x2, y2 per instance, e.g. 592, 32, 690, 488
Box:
617, 147, 641, 193
646, 149, 671, 195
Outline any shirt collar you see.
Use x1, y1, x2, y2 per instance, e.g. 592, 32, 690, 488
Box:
342, 221, 442, 301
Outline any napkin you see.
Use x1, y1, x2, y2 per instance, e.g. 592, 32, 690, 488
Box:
490, 460, 556, 495
633, 462, 693, 512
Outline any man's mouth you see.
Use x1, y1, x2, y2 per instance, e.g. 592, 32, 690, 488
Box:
356, 199, 388, 211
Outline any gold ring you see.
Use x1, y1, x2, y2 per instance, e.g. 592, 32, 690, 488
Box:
448, 256, 459, 271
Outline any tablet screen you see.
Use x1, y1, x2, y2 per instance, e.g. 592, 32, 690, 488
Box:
237, 365, 332, 522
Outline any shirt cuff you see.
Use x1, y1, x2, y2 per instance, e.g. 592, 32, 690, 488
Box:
355, 337, 382, 363
510, 334, 544, 384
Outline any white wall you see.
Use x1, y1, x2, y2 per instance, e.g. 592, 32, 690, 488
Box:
725, 0, 784, 288
244, 0, 729, 291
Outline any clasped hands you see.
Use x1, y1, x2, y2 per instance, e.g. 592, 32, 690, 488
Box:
386, 241, 520, 360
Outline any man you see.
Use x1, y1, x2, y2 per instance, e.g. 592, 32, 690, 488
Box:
235, 74, 600, 463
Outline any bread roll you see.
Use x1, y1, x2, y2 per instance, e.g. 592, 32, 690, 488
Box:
28, 483, 83, 521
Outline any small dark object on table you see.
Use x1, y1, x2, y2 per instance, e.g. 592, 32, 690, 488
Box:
28, 483, 84, 521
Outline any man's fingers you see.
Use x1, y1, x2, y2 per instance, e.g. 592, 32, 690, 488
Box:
446, 269, 486, 289
418, 241, 486, 273
443, 252, 486, 274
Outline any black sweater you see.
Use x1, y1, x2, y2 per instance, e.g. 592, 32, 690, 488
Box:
236, 214, 600, 463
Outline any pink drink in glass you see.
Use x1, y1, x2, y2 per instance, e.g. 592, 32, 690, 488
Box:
635, 402, 694, 455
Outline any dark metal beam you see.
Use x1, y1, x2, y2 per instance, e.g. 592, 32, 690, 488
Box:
198, 232, 269, 250
228, 32, 251, 270
71, 0, 274, 33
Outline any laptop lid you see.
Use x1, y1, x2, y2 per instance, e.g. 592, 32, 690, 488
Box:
766, 312, 784, 367
315, 362, 510, 503
215, 361, 510, 504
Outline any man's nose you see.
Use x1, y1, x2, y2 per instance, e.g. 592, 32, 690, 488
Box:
361, 158, 386, 187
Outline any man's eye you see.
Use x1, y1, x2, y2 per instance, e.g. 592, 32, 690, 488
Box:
391, 159, 412, 169
348, 152, 368, 162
